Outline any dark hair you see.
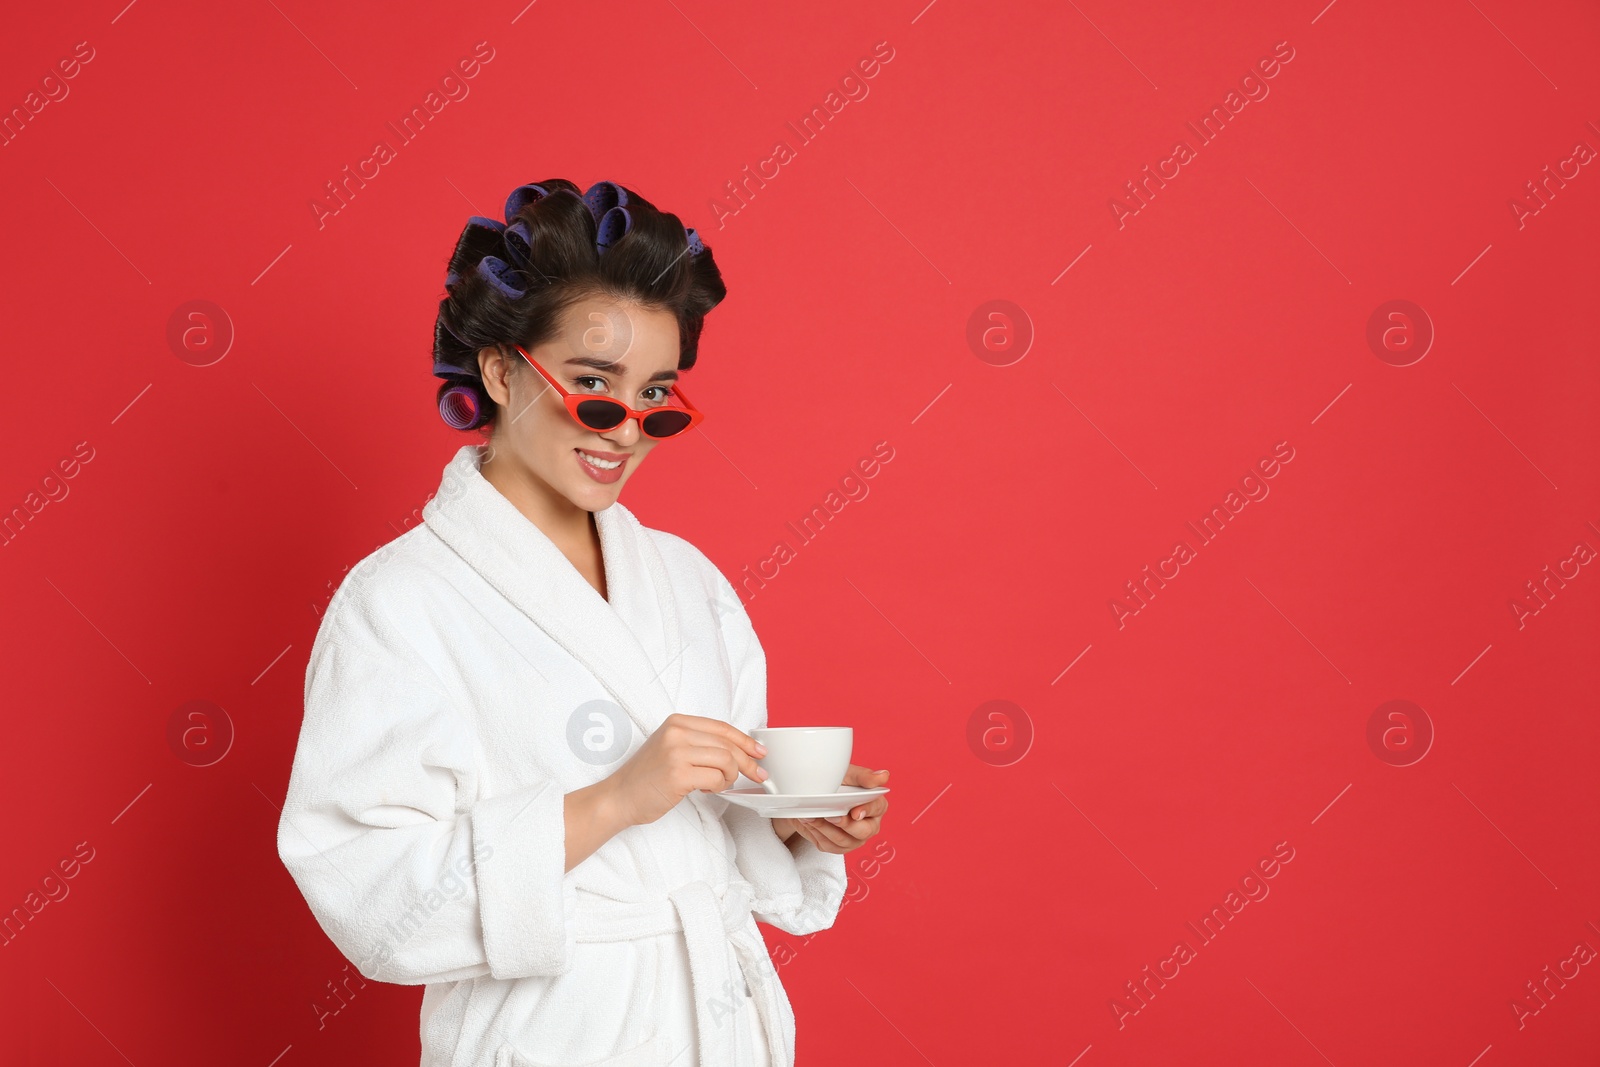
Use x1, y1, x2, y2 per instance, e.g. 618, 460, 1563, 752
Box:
432, 178, 727, 434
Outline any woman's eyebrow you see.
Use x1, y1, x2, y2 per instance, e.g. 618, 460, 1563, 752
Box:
563, 356, 679, 382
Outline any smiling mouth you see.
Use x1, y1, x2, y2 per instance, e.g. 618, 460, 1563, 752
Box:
575, 448, 625, 469
575, 447, 629, 484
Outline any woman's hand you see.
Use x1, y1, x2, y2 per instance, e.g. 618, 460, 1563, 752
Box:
608, 713, 769, 828
782, 765, 889, 855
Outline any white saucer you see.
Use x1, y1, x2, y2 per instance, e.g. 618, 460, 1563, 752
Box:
716, 784, 889, 819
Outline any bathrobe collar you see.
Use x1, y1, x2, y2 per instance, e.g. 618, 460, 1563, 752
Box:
422, 444, 685, 738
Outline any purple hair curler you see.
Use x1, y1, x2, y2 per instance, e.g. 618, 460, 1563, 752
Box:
465, 214, 507, 234
594, 205, 633, 253
581, 180, 628, 225
475, 255, 527, 299
437, 381, 483, 430
445, 215, 509, 288
502, 219, 533, 269
433, 358, 478, 379
504, 182, 551, 221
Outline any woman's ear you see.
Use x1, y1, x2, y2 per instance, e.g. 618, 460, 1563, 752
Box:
478, 345, 512, 405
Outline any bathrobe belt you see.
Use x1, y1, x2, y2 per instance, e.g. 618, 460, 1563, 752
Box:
571, 878, 784, 1067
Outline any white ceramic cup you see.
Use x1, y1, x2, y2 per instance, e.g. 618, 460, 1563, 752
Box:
752, 727, 853, 795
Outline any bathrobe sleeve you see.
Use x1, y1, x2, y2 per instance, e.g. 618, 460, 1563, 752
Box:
277, 598, 578, 985
706, 567, 849, 937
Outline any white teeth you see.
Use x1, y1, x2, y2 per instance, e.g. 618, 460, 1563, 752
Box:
579, 450, 622, 470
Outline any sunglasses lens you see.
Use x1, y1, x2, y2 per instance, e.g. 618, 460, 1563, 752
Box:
575, 399, 628, 430
571, 397, 694, 438
642, 410, 692, 438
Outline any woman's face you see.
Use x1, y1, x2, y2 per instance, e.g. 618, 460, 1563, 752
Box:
477, 295, 683, 520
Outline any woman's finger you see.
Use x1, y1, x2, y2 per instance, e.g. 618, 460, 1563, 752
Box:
847, 797, 888, 822
674, 715, 766, 766
681, 729, 769, 786
802, 817, 856, 850
703, 720, 768, 767
841, 764, 890, 789
682, 744, 743, 789
825, 813, 875, 840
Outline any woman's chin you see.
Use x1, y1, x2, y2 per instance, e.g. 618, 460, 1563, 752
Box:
564, 477, 625, 509
577, 494, 619, 512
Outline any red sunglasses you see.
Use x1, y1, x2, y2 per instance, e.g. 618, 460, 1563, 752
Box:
513, 344, 704, 440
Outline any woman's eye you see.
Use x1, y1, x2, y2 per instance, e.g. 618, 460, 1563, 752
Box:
575, 377, 670, 404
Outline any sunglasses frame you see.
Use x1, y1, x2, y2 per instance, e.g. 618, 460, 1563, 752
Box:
511, 343, 704, 440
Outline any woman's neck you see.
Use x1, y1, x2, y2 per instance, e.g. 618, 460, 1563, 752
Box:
480, 446, 592, 551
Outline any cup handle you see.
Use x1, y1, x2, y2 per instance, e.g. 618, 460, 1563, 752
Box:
760, 776, 782, 795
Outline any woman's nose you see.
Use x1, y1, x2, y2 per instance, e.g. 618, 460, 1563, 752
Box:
600, 416, 641, 446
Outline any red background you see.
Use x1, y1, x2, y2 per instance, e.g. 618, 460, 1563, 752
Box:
3, 1, 1598, 1064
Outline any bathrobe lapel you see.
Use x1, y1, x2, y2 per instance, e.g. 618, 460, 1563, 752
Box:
421, 445, 686, 738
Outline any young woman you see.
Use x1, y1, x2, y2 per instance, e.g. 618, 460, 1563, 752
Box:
276, 178, 890, 1067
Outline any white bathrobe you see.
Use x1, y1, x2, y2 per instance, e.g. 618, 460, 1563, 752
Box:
277, 444, 847, 1067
